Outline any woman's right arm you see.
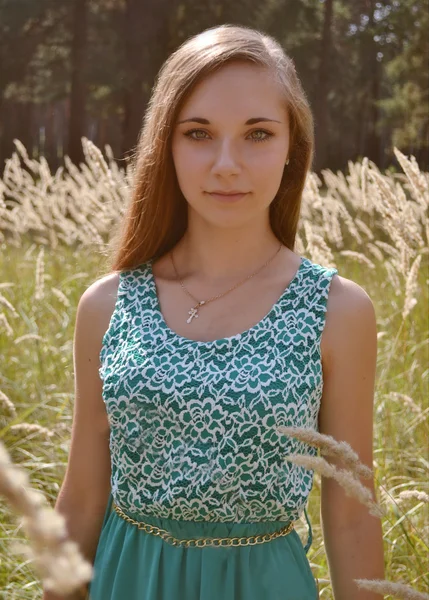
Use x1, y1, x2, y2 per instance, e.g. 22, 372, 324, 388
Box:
42, 273, 119, 600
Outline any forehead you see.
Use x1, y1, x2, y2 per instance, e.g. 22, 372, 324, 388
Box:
177, 61, 287, 121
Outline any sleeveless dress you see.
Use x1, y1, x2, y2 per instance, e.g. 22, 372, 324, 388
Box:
87, 255, 338, 600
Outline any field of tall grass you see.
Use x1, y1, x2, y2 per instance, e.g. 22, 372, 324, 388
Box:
0, 139, 428, 599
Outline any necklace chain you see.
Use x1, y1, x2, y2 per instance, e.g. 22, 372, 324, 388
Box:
170, 243, 283, 324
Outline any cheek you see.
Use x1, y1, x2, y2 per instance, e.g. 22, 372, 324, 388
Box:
173, 143, 206, 178
172, 148, 205, 200
247, 154, 286, 194
248, 144, 286, 169
249, 151, 286, 200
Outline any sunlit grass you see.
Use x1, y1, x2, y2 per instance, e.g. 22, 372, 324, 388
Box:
0, 141, 427, 598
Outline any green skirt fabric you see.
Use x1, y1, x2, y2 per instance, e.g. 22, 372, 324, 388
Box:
86, 493, 319, 600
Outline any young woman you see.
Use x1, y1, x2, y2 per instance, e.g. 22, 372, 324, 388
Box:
45, 24, 384, 600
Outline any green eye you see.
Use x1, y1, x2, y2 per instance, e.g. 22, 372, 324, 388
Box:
183, 128, 274, 143
249, 130, 273, 142
184, 129, 208, 140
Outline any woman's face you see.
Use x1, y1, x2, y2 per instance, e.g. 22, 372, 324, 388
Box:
171, 61, 290, 230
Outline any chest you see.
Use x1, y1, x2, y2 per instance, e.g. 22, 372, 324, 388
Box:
106, 323, 324, 437
149, 276, 331, 367
152, 269, 300, 344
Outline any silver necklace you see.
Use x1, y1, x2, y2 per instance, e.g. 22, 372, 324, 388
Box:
170, 243, 283, 324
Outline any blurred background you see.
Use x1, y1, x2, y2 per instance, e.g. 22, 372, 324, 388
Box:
0, 0, 428, 175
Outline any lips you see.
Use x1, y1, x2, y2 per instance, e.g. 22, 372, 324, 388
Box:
208, 191, 248, 203
209, 190, 247, 195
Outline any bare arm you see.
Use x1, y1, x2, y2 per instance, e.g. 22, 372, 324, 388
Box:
42, 273, 119, 600
318, 276, 384, 600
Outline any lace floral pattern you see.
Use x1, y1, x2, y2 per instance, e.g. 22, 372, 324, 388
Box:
99, 256, 338, 522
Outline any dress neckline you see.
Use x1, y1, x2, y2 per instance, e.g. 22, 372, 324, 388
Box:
146, 256, 309, 347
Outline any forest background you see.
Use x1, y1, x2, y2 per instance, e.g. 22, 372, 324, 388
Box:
0, 0, 428, 174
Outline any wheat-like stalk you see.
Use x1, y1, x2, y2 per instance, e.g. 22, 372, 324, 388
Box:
338, 250, 376, 269
393, 147, 429, 208
0, 440, 93, 594
0, 389, 17, 419
277, 425, 373, 479
0, 292, 18, 316
355, 578, 429, 600
8, 423, 54, 439
13, 333, 45, 344
283, 453, 383, 518
388, 392, 422, 415
403, 253, 422, 319
34, 246, 45, 302
354, 217, 374, 241
51, 287, 71, 308
397, 490, 429, 504
0, 312, 14, 336
361, 156, 369, 210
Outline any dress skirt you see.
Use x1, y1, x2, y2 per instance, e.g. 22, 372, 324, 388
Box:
86, 493, 319, 600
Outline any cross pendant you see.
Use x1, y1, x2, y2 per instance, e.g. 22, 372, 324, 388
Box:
187, 307, 199, 324
186, 300, 205, 324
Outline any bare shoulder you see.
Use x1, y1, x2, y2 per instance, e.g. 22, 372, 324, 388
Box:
64, 272, 121, 511
321, 273, 377, 369
77, 271, 121, 341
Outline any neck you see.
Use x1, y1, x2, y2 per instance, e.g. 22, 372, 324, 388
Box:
173, 224, 282, 283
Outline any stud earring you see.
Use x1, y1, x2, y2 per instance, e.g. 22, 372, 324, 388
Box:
285, 158, 290, 165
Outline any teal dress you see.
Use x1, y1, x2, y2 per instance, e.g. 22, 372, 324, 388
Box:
87, 255, 338, 600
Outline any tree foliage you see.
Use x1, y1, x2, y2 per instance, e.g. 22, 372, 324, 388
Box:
0, 0, 427, 170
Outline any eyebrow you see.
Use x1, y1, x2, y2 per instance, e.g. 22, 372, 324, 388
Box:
176, 117, 282, 125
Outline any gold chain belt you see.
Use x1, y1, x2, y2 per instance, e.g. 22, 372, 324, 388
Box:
112, 502, 295, 548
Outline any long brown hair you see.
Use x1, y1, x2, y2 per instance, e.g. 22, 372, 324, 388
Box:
104, 24, 314, 274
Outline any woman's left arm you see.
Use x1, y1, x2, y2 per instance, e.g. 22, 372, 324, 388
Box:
318, 275, 385, 600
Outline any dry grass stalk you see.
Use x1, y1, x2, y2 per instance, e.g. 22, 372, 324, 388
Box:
13, 333, 45, 344
397, 490, 429, 504
0, 389, 17, 418
402, 253, 422, 319
354, 578, 429, 600
354, 217, 374, 240
388, 392, 422, 415
51, 287, 71, 308
0, 312, 14, 336
337, 202, 363, 244
82, 137, 115, 187
385, 259, 403, 293
303, 220, 335, 266
34, 246, 45, 301
8, 423, 55, 439
283, 453, 383, 518
367, 242, 386, 262
368, 166, 422, 257
374, 240, 400, 259
0, 440, 93, 594
277, 425, 373, 479
338, 250, 376, 269
0, 292, 18, 316
361, 156, 369, 210
393, 147, 429, 208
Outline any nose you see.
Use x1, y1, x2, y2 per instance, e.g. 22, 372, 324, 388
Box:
211, 138, 241, 176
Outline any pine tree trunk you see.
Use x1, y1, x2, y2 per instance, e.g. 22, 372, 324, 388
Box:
68, 0, 88, 165
314, 0, 333, 172
122, 0, 171, 158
